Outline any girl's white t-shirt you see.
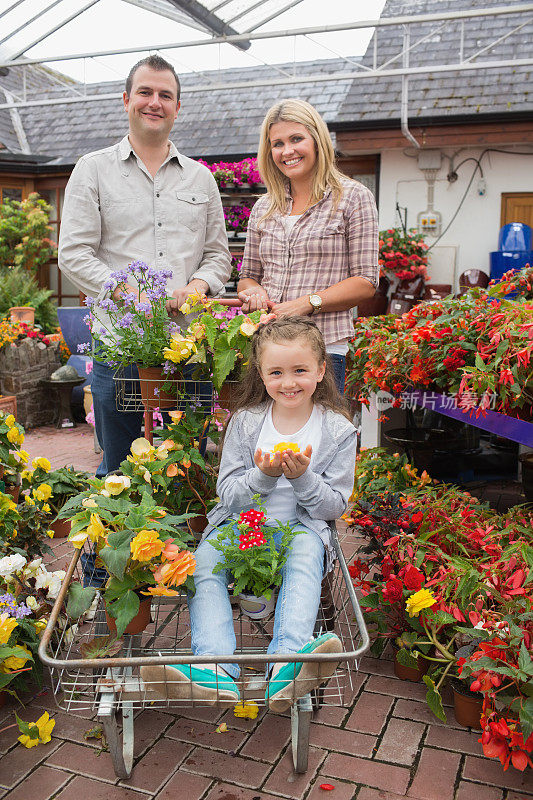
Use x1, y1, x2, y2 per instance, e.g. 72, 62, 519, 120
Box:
255, 402, 323, 525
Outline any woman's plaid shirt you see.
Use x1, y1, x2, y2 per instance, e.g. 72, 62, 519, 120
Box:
240, 178, 379, 345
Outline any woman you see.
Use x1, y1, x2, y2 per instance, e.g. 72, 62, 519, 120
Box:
238, 98, 379, 392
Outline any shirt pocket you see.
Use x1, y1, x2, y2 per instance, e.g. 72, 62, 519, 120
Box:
176, 190, 209, 232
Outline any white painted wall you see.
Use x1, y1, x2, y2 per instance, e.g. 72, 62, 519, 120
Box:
378, 147, 533, 289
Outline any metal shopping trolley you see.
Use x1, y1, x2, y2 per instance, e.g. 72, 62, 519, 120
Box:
38, 526, 369, 777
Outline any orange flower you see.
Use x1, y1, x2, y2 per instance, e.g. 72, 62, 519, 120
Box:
161, 541, 182, 560
141, 585, 181, 597
166, 464, 178, 477
182, 458, 191, 469
153, 550, 196, 587
130, 530, 164, 562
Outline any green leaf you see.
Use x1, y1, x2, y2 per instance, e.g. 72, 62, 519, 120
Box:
423, 675, 446, 722
519, 697, 533, 742
395, 647, 420, 669
99, 529, 134, 580
106, 590, 140, 638
66, 582, 97, 619
212, 342, 237, 389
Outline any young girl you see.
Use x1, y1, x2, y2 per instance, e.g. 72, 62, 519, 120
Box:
142, 317, 357, 711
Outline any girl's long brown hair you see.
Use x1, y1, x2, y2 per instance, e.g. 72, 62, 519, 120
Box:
220, 316, 352, 450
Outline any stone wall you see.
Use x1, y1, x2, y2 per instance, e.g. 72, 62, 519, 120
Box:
0, 338, 62, 428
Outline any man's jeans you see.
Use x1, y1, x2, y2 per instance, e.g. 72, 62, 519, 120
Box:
188, 523, 325, 679
91, 360, 212, 478
329, 354, 346, 394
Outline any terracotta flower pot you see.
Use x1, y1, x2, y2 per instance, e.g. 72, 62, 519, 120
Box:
50, 517, 71, 539
5, 484, 20, 503
9, 306, 35, 325
393, 649, 430, 682
137, 365, 176, 410
217, 381, 240, 412
105, 595, 152, 636
188, 515, 209, 535
451, 680, 483, 730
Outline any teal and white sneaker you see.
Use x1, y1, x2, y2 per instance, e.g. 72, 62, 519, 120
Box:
266, 632, 342, 713
141, 663, 240, 705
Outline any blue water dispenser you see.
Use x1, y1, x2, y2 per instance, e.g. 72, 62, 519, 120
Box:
490, 222, 533, 282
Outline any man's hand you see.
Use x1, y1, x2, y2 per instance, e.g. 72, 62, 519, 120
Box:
166, 279, 209, 316
254, 448, 283, 477
281, 445, 312, 480
112, 283, 136, 302
238, 286, 272, 313
272, 296, 314, 317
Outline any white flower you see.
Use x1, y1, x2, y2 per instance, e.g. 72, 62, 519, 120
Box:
0, 553, 27, 578
26, 596, 40, 611
82, 495, 98, 508
23, 558, 43, 578
45, 573, 65, 600
104, 475, 131, 496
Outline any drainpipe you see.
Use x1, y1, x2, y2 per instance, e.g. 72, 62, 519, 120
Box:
400, 27, 421, 149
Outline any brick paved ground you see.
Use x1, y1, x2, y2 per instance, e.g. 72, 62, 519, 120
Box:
1, 425, 532, 800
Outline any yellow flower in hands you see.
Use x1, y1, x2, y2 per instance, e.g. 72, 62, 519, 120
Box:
130, 530, 164, 562
32, 457, 51, 472
0, 612, 18, 644
406, 588, 436, 617
273, 442, 300, 454
17, 711, 55, 748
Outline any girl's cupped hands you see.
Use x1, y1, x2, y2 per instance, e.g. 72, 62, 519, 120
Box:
254, 445, 312, 479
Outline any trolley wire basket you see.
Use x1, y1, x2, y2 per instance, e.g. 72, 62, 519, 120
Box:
39, 526, 369, 777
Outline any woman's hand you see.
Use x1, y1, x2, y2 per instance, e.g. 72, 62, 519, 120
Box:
272, 296, 313, 316
254, 448, 283, 477
238, 286, 272, 313
281, 445, 312, 480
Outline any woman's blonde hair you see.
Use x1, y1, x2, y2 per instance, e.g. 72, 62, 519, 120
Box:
219, 317, 352, 454
257, 98, 346, 221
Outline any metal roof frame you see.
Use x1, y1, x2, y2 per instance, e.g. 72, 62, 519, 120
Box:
0, 2, 531, 113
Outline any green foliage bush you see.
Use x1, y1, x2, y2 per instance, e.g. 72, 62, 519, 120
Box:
0, 192, 56, 273
0, 266, 58, 331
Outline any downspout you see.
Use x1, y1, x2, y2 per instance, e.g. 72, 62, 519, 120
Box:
400, 26, 421, 149
1, 88, 31, 154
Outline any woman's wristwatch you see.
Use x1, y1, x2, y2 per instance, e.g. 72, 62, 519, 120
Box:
308, 294, 323, 315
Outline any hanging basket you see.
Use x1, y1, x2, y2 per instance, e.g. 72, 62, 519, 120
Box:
136, 365, 176, 410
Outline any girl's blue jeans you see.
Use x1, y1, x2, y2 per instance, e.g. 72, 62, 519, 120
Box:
188, 522, 325, 679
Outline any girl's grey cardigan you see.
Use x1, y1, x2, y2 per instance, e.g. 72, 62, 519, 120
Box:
203, 402, 357, 569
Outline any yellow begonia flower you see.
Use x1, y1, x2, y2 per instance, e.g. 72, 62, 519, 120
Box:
87, 513, 106, 543
233, 701, 259, 719
104, 475, 131, 495
18, 712, 55, 749
405, 588, 436, 617
82, 495, 98, 509
2, 644, 32, 672
25, 495, 36, 507
130, 438, 154, 462
178, 301, 191, 314
17, 450, 29, 464
33, 484, 52, 503
69, 530, 89, 549
32, 457, 51, 472
4, 414, 15, 428
7, 426, 22, 445
239, 318, 257, 337
130, 530, 164, 562
155, 444, 170, 460
189, 321, 206, 341
21, 469, 33, 482
0, 612, 18, 644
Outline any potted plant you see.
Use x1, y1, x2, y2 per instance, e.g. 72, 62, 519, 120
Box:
23, 464, 91, 538
0, 411, 27, 500
83, 261, 181, 407
379, 227, 428, 282
208, 497, 297, 619
60, 473, 196, 637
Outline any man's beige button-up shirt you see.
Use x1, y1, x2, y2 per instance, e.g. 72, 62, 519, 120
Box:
58, 135, 231, 300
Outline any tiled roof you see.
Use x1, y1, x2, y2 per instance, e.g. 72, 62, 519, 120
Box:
17, 57, 357, 164
337, 0, 532, 124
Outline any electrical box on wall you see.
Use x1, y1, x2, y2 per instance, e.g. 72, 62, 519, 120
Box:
417, 210, 442, 237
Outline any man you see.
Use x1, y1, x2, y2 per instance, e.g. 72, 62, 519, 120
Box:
59, 55, 231, 477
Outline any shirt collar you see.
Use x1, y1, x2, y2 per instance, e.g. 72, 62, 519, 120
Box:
119, 134, 182, 166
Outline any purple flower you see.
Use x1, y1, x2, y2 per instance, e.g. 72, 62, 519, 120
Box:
78, 343, 91, 353
99, 298, 118, 312
84, 296, 95, 308
135, 301, 151, 314
118, 313, 134, 328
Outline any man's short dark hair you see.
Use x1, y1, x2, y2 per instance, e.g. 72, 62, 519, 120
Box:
125, 55, 181, 102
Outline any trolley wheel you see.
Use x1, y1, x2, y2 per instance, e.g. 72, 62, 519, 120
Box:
100, 700, 134, 779
291, 694, 312, 773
